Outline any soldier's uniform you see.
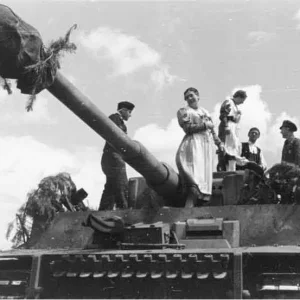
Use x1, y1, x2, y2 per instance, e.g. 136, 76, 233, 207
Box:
282, 137, 300, 166
280, 120, 300, 167
99, 102, 134, 210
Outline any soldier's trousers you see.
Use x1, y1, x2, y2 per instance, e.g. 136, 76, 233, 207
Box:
99, 151, 129, 210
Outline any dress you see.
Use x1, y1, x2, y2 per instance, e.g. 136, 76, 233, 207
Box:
218, 98, 242, 171
281, 137, 300, 167
99, 113, 129, 210
176, 106, 220, 198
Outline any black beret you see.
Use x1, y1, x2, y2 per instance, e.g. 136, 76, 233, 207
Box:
249, 127, 260, 135
280, 120, 297, 132
117, 101, 135, 111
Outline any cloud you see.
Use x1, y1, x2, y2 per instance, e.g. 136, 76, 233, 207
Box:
0, 136, 104, 249
133, 118, 184, 170
150, 65, 185, 91
78, 27, 183, 90
247, 31, 276, 47
79, 27, 159, 75
0, 87, 56, 125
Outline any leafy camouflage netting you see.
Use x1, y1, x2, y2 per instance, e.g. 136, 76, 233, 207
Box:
6, 172, 77, 248
0, 4, 76, 110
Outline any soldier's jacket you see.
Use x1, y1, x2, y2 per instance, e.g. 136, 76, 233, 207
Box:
103, 113, 127, 154
100, 112, 129, 210
282, 137, 300, 167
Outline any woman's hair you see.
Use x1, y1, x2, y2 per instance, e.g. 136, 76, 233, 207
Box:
233, 90, 247, 99
184, 87, 199, 98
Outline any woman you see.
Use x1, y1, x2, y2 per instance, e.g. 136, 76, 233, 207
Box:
218, 90, 247, 171
176, 87, 223, 207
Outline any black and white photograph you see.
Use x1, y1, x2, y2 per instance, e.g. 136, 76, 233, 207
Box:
0, 0, 300, 298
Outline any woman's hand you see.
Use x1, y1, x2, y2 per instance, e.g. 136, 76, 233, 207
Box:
216, 143, 225, 154
206, 121, 214, 130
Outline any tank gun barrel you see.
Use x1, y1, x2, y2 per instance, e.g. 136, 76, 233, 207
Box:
47, 71, 181, 202
0, 3, 181, 203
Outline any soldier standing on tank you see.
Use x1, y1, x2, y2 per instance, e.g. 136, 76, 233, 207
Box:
280, 120, 300, 167
99, 101, 135, 210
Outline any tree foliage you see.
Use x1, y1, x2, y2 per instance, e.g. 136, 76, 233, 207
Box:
6, 172, 77, 248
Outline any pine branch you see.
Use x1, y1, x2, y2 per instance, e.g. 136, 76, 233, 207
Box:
0, 77, 12, 95
25, 24, 77, 111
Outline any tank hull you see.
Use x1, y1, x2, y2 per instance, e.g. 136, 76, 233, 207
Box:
2, 205, 300, 299
33, 205, 300, 249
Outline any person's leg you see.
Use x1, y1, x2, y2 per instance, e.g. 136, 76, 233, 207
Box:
114, 167, 129, 209
226, 160, 236, 171
99, 176, 115, 210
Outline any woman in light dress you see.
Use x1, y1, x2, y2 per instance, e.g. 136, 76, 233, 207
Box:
217, 90, 247, 171
176, 87, 224, 207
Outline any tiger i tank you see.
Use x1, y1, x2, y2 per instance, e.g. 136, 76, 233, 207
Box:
1, 3, 300, 299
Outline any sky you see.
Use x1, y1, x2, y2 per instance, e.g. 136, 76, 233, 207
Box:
1, 0, 300, 248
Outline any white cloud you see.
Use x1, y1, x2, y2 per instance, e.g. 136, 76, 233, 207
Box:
79, 27, 159, 75
133, 118, 184, 170
0, 136, 104, 249
150, 65, 185, 91
0, 87, 56, 125
247, 31, 276, 47
78, 27, 184, 89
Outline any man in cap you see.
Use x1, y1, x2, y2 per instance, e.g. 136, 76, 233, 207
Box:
217, 90, 247, 171
237, 127, 267, 171
280, 120, 300, 166
99, 101, 135, 210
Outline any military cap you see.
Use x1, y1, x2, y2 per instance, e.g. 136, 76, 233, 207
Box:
280, 120, 297, 132
249, 127, 260, 135
117, 101, 135, 111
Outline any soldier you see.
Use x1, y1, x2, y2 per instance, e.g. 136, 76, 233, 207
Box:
99, 101, 135, 210
217, 90, 247, 171
237, 127, 267, 171
280, 120, 300, 167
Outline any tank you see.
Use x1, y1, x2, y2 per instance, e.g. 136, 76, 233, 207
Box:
1, 4, 300, 300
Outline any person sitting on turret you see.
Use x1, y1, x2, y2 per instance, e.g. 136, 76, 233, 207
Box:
176, 87, 224, 207
237, 127, 267, 171
280, 120, 300, 167
217, 90, 247, 171
99, 101, 135, 211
